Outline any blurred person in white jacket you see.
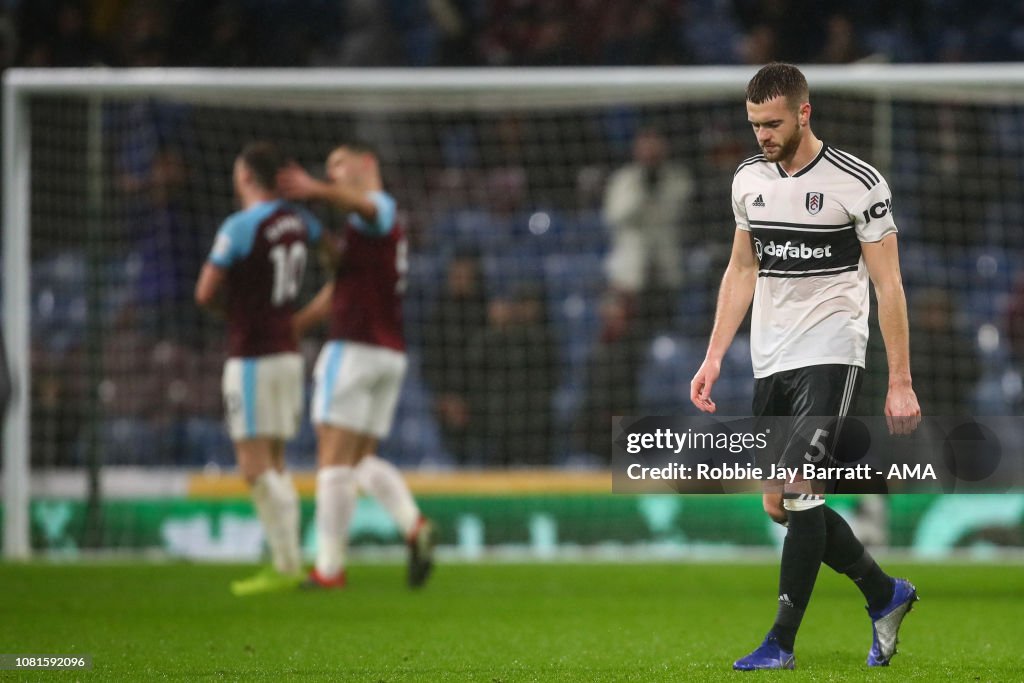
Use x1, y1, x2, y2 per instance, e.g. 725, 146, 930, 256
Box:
603, 127, 694, 300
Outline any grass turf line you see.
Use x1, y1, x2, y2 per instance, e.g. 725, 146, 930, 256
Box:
1, 562, 1021, 681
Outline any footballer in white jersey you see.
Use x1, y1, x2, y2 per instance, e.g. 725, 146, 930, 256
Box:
732, 143, 897, 378
689, 63, 921, 672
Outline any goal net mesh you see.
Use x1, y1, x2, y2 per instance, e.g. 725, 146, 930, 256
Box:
10, 70, 1024, 555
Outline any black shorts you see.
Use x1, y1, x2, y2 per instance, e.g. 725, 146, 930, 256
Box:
753, 364, 862, 487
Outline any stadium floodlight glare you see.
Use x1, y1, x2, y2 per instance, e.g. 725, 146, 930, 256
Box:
7, 64, 1024, 558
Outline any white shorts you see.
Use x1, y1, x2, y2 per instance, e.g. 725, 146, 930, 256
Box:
222, 353, 304, 441
311, 340, 407, 438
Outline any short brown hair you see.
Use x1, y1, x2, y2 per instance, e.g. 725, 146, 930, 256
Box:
745, 63, 809, 108
333, 140, 378, 158
238, 141, 284, 190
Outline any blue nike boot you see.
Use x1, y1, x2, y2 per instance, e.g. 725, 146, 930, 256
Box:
733, 632, 796, 671
867, 577, 918, 666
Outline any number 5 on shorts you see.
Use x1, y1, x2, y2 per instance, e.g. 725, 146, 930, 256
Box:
804, 428, 830, 463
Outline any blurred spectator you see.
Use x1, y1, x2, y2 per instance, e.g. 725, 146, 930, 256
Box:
5, 0, 1024, 70
197, 2, 251, 67
111, 2, 169, 67
603, 127, 693, 325
481, 165, 532, 249
601, 1, 687, 65
477, 0, 539, 66
909, 288, 980, 416
691, 125, 748, 242
681, 0, 743, 64
521, 10, 576, 66
574, 292, 647, 462
422, 249, 489, 463
425, 167, 489, 251
466, 284, 558, 466
31, 345, 85, 467
815, 13, 870, 64
19, 1, 99, 67
314, 0, 403, 66
733, 0, 828, 63
54, 1, 99, 66
98, 310, 172, 421
916, 104, 998, 248
738, 23, 778, 64
1005, 274, 1024, 372
429, 0, 478, 66
567, 164, 610, 252
129, 146, 207, 344
481, 115, 578, 204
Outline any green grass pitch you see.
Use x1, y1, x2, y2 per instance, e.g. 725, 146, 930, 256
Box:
2, 561, 1022, 681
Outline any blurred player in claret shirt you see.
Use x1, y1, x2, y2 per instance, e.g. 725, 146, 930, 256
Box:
279, 143, 436, 590
195, 142, 323, 596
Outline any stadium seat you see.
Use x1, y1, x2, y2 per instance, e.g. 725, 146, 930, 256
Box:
181, 417, 235, 468
561, 210, 609, 254
637, 333, 754, 417
403, 252, 444, 348
637, 334, 705, 415
31, 252, 89, 354
284, 409, 318, 467
716, 336, 756, 415
484, 250, 548, 299
76, 417, 169, 466
545, 252, 605, 377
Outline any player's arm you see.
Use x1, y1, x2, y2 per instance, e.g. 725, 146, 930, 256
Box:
199, 214, 246, 314
862, 234, 921, 434
690, 227, 758, 413
293, 281, 335, 338
278, 163, 378, 223
194, 262, 226, 313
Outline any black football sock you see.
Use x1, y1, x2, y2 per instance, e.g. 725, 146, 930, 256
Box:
821, 505, 894, 613
770, 502, 826, 652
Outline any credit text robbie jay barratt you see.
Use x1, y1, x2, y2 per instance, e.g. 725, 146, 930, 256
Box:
625, 462, 937, 483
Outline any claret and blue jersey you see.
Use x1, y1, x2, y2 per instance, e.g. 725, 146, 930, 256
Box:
329, 190, 407, 353
208, 199, 323, 357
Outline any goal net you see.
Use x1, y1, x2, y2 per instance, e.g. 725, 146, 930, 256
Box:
5, 66, 1024, 559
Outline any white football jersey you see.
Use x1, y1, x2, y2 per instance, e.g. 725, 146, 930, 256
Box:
732, 143, 897, 378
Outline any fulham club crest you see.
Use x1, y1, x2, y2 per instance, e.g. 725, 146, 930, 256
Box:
805, 192, 823, 215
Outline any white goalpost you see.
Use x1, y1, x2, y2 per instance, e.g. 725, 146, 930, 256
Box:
6, 64, 1024, 559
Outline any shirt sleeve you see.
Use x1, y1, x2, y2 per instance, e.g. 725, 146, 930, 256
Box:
350, 191, 397, 236
208, 214, 248, 268
732, 174, 750, 232
852, 180, 897, 242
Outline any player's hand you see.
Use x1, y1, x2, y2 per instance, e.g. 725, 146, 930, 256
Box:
690, 358, 721, 413
884, 382, 921, 435
277, 162, 319, 200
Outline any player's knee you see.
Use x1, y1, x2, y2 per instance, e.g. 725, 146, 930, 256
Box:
317, 447, 346, 469
316, 431, 361, 467
763, 497, 787, 525
235, 442, 274, 484
238, 459, 268, 485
